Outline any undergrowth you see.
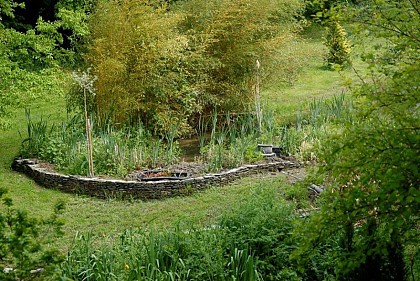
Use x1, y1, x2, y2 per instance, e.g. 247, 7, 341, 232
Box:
59, 186, 331, 281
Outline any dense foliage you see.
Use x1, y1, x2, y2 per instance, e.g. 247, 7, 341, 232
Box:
297, 0, 420, 280
60, 186, 304, 281
176, 0, 303, 114
0, 188, 64, 280
0, 0, 91, 128
81, 0, 303, 135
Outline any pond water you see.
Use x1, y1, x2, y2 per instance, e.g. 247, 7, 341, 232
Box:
178, 136, 201, 162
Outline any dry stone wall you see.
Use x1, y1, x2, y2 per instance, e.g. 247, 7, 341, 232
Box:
12, 159, 299, 200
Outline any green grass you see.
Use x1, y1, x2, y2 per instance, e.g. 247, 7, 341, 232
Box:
262, 23, 367, 123
0, 23, 347, 251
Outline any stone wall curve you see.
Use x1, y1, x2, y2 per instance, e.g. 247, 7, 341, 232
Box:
12, 159, 299, 200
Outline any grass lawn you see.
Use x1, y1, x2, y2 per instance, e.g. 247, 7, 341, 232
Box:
0, 23, 359, 250
263, 23, 367, 122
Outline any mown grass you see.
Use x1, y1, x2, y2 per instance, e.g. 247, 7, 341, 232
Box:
0, 23, 350, 250
262, 23, 366, 123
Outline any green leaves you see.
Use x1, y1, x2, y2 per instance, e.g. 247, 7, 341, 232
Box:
297, 1, 420, 279
323, 20, 352, 69
0, 188, 65, 280
85, 0, 194, 135
0, 0, 92, 129
0, 0, 24, 21
82, 0, 304, 135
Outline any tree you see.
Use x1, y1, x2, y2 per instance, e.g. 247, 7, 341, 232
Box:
323, 19, 351, 68
297, 1, 420, 280
0, 0, 90, 128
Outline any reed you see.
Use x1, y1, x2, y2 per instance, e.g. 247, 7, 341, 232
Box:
60, 228, 226, 280
19, 113, 181, 177
19, 108, 53, 158
199, 111, 262, 171
59, 186, 298, 280
19, 93, 353, 175
274, 93, 354, 159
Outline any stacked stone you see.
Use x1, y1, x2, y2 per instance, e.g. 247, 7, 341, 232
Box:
12, 159, 299, 200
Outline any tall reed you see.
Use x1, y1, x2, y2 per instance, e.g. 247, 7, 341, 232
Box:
199, 111, 262, 171
19, 113, 182, 177
278, 93, 354, 158
19, 108, 53, 158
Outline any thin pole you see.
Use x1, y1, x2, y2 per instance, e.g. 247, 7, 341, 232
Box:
84, 88, 94, 177
255, 59, 262, 134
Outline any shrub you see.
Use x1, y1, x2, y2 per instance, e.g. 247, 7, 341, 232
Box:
219, 186, 299, 280
0, 188, 65, 281
323, 20, 351, 68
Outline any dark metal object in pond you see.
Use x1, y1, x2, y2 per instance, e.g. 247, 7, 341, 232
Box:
272, 146, 283, 157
